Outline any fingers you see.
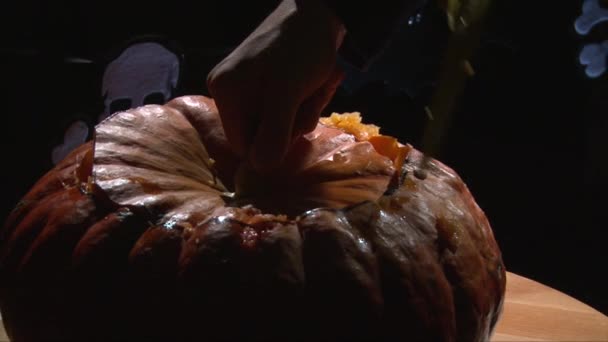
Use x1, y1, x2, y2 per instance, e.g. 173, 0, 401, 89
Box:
249, 95, 299, 172
214, 99, 256, 159
207, 62, 257, 159
208, 57, 344, 173
294, 65, 345, 137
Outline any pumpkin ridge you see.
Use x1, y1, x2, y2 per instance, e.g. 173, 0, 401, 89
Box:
0, 96, 506, 342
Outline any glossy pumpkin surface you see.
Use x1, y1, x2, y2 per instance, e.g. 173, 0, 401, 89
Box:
0, 96, 505, 341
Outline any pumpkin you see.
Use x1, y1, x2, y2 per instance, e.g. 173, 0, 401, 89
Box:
0, 96, 505, 341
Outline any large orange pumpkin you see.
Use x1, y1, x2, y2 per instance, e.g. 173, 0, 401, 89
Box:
0, 96, 505, 341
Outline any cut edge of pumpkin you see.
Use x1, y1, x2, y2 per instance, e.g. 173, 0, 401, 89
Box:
320, 112, 411, 174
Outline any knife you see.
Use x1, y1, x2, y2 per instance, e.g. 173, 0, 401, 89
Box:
420, 0, 492, 163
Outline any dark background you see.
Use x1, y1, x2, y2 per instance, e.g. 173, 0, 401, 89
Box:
1, 0, 607, 315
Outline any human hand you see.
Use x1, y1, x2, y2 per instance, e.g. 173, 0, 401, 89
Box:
207, 0, 345, 172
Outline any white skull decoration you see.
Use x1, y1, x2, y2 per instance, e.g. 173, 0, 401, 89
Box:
52, 41, 181, 165
99, 41, 180, 122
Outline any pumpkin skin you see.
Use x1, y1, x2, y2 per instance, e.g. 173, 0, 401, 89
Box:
0, 96, 505, 342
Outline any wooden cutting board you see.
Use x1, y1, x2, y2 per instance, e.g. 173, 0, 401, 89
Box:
0, 272, 606, 341
492, 272, 608, 341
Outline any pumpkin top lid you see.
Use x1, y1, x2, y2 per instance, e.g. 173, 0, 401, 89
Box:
92, 97, 408, 227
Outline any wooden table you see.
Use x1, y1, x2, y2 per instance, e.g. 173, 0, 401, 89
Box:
0, 272, 605, 341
